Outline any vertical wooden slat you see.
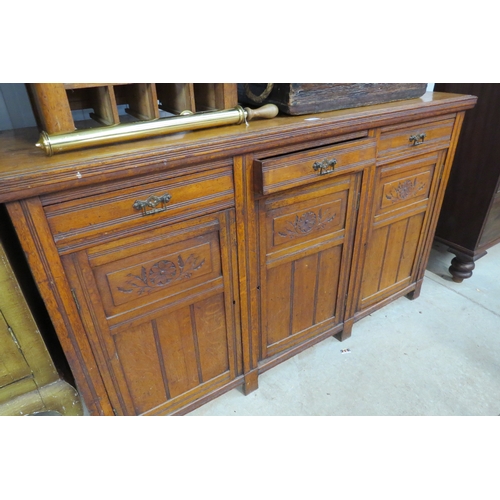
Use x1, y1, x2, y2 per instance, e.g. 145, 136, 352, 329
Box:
360, 225, 389, 300
266, 262, 292, 347
156, 83, 196, 114
194, 84, 238, 111
193, 294, 229, 382
397, 213, 425, 281
379, 218, 409, 289
123, 83, 160, 121
291, 253, 319, 334
90, 85, 119, 126
314, 245, 342, 324
151, 319, 170, 400
28, 83, 75, 134
114, 322, 167, 415
156, 307, 199, 399
219, 209, 241, 375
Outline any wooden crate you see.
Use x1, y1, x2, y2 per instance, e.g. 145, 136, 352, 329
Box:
238, 83, 428, 115
27, 83, 238, 134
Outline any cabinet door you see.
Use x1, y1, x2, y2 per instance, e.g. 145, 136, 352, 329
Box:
357, 151, 445, 312
258, 172, 361, 360
61, 210, 241, 415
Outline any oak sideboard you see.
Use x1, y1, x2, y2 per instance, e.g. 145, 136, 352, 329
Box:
0, 91, 476, 415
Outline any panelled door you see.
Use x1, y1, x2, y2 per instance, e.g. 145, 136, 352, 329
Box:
61, 210, 241, 415
257, 172, 361, 360
357, 150, 446, 312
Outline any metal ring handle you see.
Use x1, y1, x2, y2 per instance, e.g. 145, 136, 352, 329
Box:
244, 83, 274, 104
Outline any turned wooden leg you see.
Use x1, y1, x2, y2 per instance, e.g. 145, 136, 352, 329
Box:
449, 254, 475, 283
243, 370, 259, 395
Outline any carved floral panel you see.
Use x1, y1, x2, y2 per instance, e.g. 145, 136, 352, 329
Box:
117, 254, 206, 295
105, 242, 214, 306
381, 171, 431, 209
272, 200, 343, 246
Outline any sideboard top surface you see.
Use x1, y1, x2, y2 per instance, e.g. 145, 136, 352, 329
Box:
0, 92, 477, 204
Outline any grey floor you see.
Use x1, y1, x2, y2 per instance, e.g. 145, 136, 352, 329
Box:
188, 242, 500, 416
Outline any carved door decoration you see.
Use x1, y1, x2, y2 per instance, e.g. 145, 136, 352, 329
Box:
258, 172, 361, 360
61, 210, 241, 415
358, 151, 445, 311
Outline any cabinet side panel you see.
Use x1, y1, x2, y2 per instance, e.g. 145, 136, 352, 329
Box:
6, 199, 113, 416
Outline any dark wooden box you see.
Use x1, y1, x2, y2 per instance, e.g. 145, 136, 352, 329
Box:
238, 83, 427, 115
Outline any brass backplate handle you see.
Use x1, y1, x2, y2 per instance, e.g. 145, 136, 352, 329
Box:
313, 158, 337, 176
409, 133, 426, 146
133, 193, 172, 216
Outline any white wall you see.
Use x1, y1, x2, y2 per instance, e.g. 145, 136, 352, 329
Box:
0, 83, 36, 131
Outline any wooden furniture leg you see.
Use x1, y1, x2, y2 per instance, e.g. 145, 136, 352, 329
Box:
335, 319, 353, 342
243, 370, 259, 395
448, 249, 486, 283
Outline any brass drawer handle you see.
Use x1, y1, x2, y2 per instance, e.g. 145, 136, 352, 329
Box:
313, 158, 337, 176
409, 133, 426, 146
133, 193, 172, 216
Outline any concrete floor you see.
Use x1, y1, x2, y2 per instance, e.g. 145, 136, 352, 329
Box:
188, 242, 500, 416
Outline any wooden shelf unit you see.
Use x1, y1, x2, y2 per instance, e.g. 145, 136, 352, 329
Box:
27, 83, 238, 134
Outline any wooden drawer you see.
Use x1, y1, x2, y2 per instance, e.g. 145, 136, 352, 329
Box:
254, 136, 375, 195
44, 164, 234, 253
378, 116, 455, 160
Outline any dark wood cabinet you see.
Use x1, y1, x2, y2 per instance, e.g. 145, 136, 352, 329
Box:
0, 92, 476, 415
433, 83, 500, 282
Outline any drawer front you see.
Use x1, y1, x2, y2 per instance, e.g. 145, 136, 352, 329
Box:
255, 137, 375, 195
378, 116, 455, 160
44, 165, 234, 253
